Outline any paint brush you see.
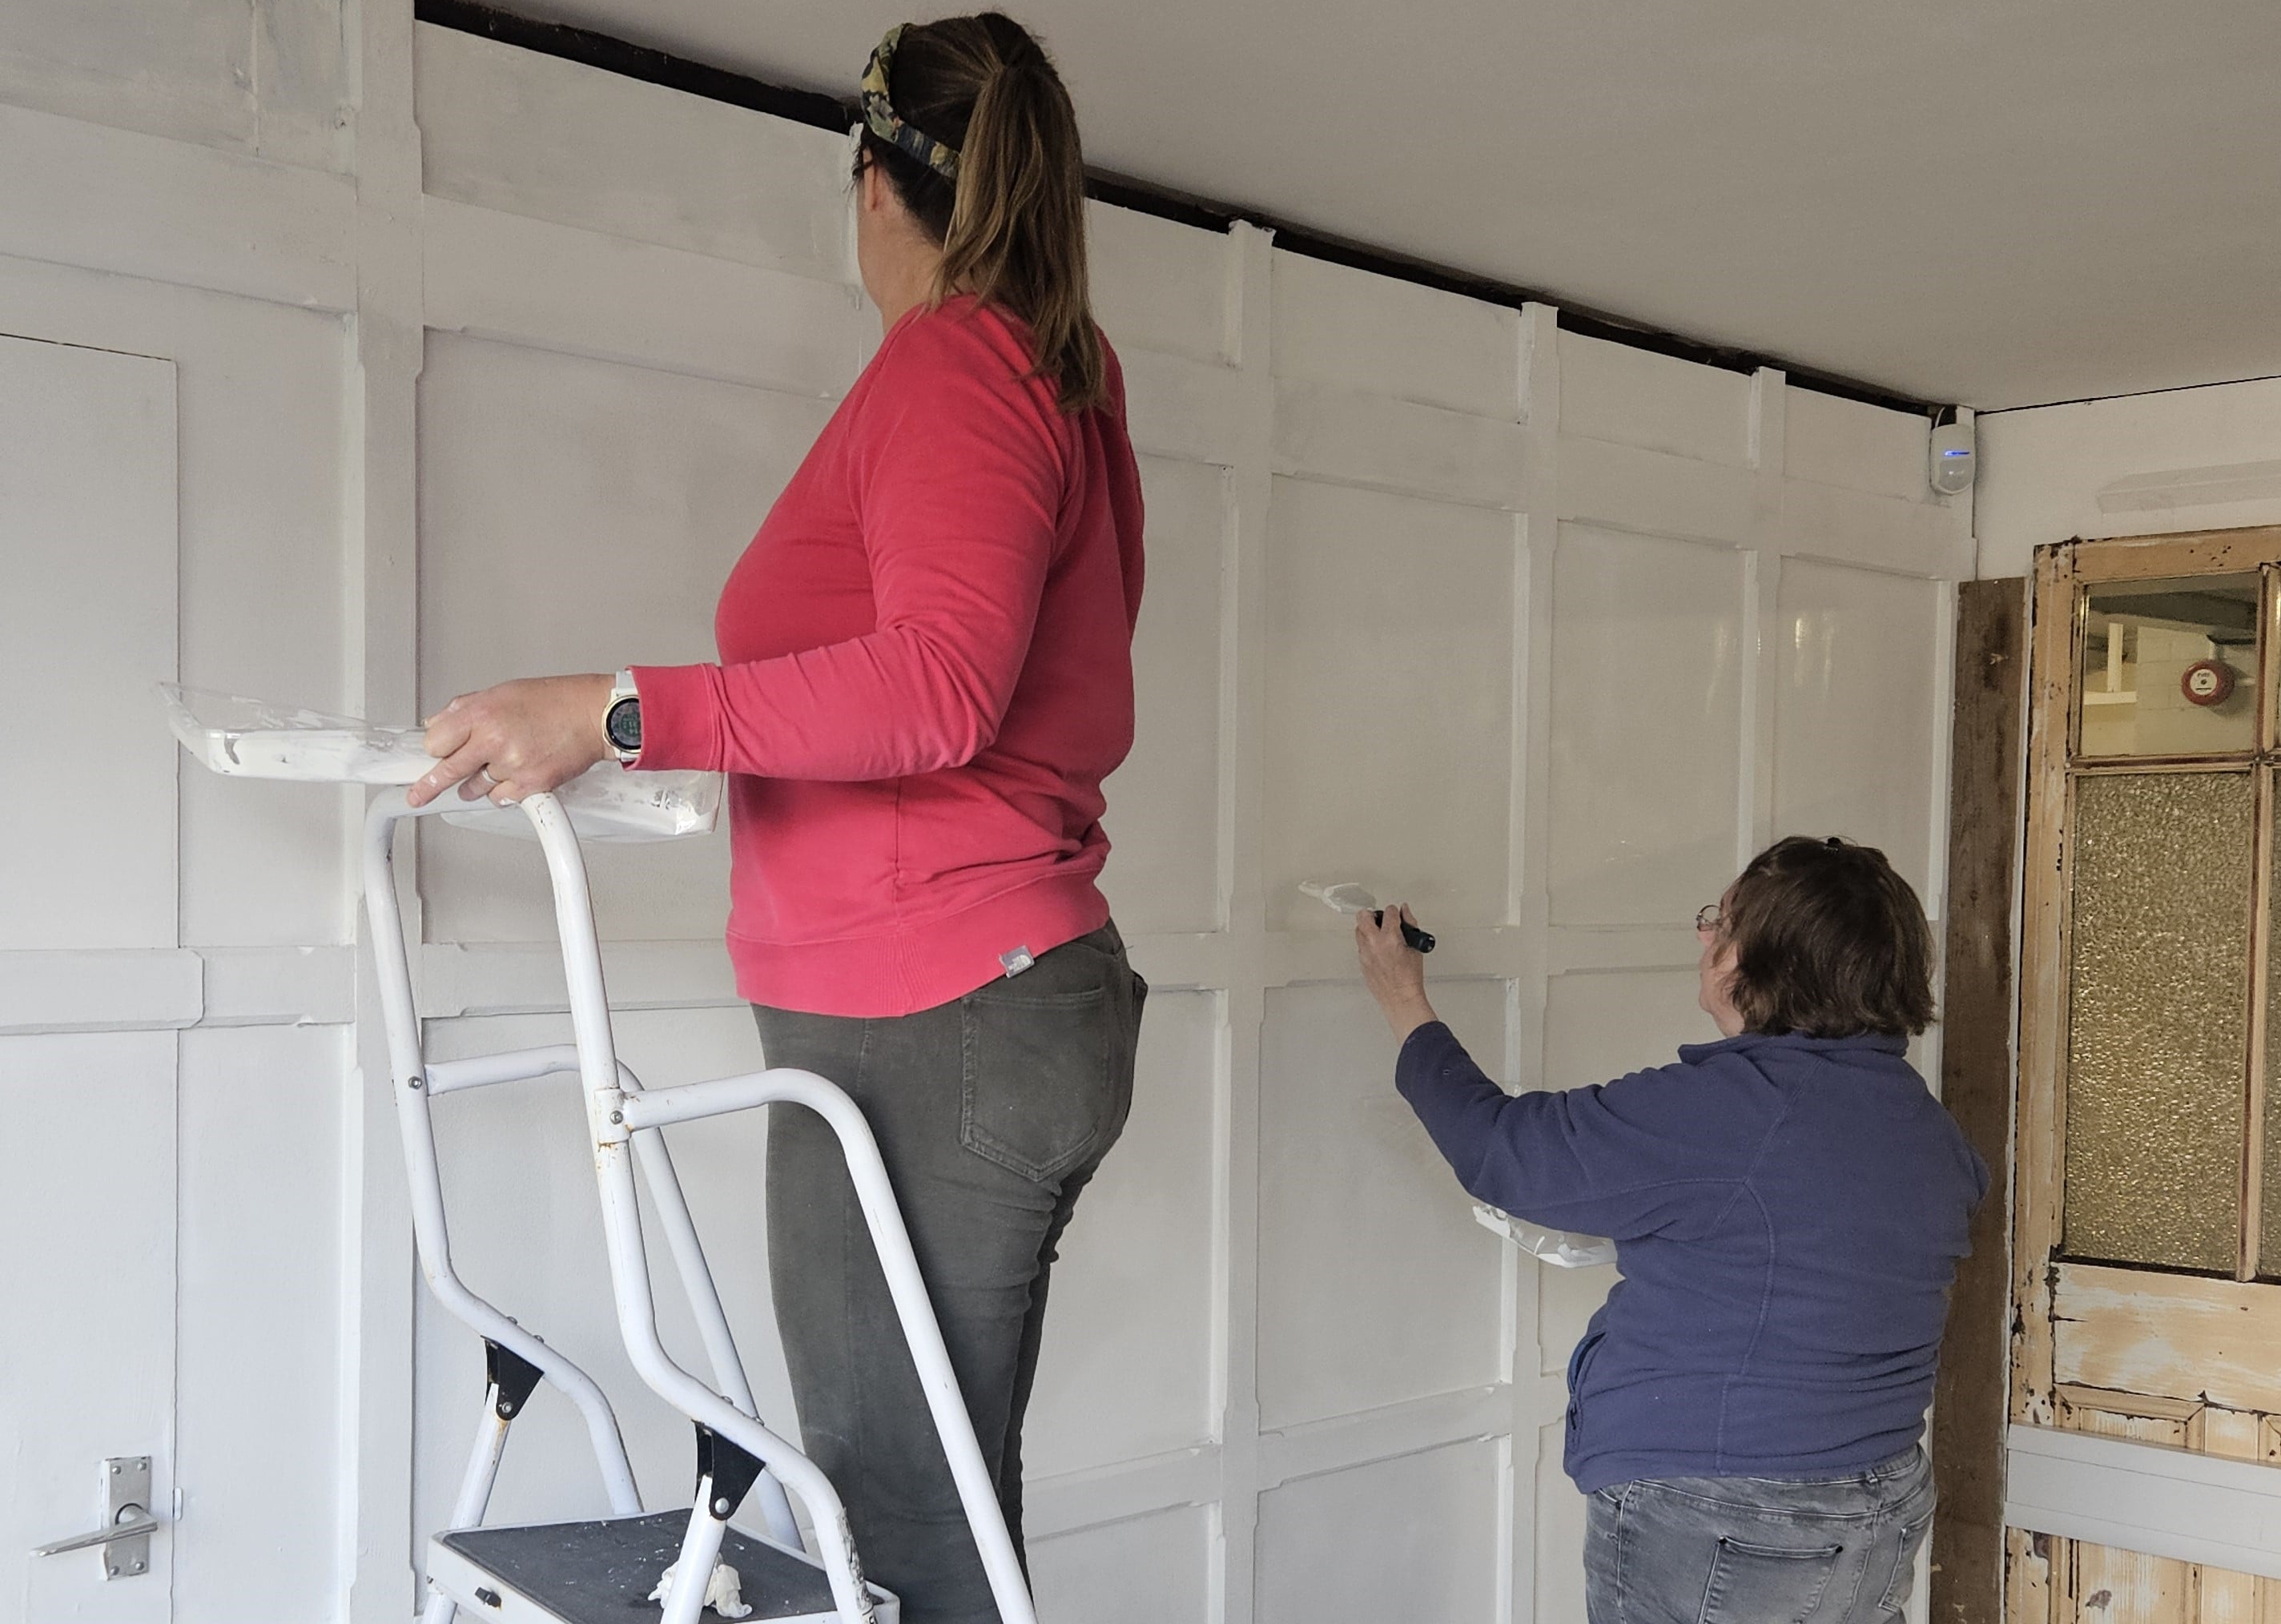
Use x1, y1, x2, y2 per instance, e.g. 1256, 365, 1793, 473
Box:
1298, 882, 1436, 953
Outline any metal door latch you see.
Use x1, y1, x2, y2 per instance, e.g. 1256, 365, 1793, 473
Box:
33, 1457, 161, 1579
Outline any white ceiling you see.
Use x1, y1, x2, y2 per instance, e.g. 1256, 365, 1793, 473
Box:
499, 0, 2281, 411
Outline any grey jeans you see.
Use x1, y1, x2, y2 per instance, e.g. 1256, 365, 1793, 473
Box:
1584, 1448, 1934, 1624
754, 924, 1146, 1624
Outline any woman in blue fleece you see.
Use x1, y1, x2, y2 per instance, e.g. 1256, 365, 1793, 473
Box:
1356, 835, 1986, 1624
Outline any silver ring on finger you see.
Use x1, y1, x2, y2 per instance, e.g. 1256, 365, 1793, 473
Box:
478, 766, 499, 786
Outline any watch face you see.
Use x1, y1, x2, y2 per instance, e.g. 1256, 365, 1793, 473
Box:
607, 697, 642, 750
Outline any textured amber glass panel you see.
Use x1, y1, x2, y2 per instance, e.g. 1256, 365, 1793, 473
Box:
2078, 574, 2259, 758
2264, 773, 2281, 1272
2065, 771, 2252, 1270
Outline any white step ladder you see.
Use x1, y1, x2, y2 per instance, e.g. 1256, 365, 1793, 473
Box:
166, 689, 1039, 1624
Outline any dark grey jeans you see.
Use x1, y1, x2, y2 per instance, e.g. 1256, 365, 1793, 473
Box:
1584, 1447, 1934, 1624
753, 924, 1145, 1624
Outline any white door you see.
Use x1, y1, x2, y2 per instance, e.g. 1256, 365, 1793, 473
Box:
0, 332, 182, 1622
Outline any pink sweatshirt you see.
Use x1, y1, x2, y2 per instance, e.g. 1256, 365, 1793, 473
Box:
633, 297, 1145, 1016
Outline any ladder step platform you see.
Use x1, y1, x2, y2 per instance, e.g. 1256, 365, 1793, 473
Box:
428, 1511, 899, 1623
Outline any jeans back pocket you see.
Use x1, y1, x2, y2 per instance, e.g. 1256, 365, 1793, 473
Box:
1697, 1535, 1844, 1624
959, 982, 1121, 1184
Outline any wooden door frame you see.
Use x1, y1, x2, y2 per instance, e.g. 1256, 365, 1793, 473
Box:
2004, 525, 2281, 1618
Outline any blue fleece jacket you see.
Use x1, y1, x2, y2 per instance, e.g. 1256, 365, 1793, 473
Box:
1396, 1022, 1988, 1493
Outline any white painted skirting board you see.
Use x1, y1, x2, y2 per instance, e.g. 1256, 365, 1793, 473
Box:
2005, 1422, 2281, 1581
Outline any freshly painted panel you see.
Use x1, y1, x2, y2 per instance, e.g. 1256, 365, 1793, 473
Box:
1027, 991, 1220, 1477
417, 332, 832, 945
1270, 250, 1521, 420
1029, 1505, 1213, 1624
412, 1006, 795, 1539
1786, 388, 1930, 504
416, 24, 851, 282
0, 334, 176, 953
1254, 1438, 1503, 1624
1772, 559, 1944, 900
1088, 202, 1229, 368
1100, 456, 1225, 937
1539, 967, 1709, 1375
0, 1031, 177, 1622
174, 1025, 345, 1619
1257, 980, 1506, 1429
1549, 524, 1746, 926
1558, 332, 1752, 467
1264, 477, 1517, 933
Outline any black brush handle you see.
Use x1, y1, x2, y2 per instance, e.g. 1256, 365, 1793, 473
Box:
1372, 910, 1436, 953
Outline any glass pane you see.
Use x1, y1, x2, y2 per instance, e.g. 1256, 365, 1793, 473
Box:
2078, 574, 2259, 758
2065, 770, 2251, 1271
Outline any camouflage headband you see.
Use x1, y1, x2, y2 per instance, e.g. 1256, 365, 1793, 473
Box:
860, 25, 962, 183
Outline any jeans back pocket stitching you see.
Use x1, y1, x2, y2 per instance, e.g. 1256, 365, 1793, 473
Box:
958, 984, 1115, 1184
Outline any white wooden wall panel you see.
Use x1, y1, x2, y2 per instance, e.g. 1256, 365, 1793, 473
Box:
0, 1031, 179, 1623
1548, 524, 1748, 927
1271, 251, 1521, 420
1031, 1505, 1214, 1624
416, 332, 832, 944
1254, 1439, 1503, 1624
1264, 479, 1519, 934
0, 0, 346, 170
1027, 990, 1221, 1477
1787, 387, 1931, 504
0, 336, 177, 952
1771, 560, 1948, 897
1088, 201, 1232, 367
1257, 981, 1507, 1429
0, 14, 1977, 1619
416, 26, 851, 283
1558, 333, 1753, 466
1098, 456, 1228, 939
173, 1024, 346, 1618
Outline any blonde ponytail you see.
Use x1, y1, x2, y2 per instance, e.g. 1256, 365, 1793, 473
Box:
858, 15, 1104, 412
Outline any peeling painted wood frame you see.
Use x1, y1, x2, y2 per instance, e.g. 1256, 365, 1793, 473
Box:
2008, 524, 2281, 1614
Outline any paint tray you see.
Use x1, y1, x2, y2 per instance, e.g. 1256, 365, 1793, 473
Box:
159, 683, 721, 842
1474, 1204, 1617, 1268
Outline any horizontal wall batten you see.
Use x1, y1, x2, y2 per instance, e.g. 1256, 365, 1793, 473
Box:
1025, 1445, 1221, 1541
421, 196, 869, 399
1271, 378, 1528, 509
0, 949, 203, 1034
416, 939, 740, 1017
2005, 1422, 2281, 1582
1119, 346, 1246, 464
1558, 435, 1760, 549
199, 946, 358, 1027
0, 103, 356, 313
1257, 1385, 1512, 1490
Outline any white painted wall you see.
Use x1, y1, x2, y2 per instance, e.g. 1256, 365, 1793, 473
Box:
1975, 376, 2281, 579
0, 5, 1969, 1620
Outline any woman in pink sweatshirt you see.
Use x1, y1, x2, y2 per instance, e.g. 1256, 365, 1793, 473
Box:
407, 17, 1145, 1620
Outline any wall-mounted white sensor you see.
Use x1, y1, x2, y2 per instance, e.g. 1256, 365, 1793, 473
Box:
1929, 421, 1975, 495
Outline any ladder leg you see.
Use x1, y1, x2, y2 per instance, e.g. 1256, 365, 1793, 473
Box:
658, 1502, 730, 1624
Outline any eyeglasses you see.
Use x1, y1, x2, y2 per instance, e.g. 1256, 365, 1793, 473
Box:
1694, 904, 1722, 934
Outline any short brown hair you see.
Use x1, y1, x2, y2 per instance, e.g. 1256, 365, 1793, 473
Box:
860, 14, 1104, 412
1720, 836, 1936, 1038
